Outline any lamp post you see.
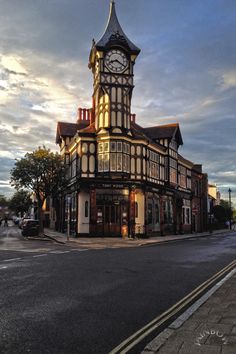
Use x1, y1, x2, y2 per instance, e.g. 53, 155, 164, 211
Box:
228, 188, 232, 230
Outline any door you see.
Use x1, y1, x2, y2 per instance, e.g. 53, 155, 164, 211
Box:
104, 204, 121, 236
96, 204, 121, 236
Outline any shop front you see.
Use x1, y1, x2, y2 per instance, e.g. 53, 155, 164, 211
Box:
90, 187, 130, 237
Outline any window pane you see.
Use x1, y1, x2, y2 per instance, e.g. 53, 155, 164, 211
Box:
117, 153, 122, 171
111, 153, 116, 171
117, 142, 122, 152
104, 142, 109, 152
104, 154, 109, 171
98, 155, 103, 172
111, 142, 116, 152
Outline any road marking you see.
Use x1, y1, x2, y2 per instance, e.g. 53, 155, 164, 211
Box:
49, 250, 71, 254
71, 249, 89, 252
33, 254, 48, 258
109, 259, 236, 354
0, 266, 8, 269
3, 258, 22, 262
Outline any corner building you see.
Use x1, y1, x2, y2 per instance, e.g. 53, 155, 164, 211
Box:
56, 1, 208, 237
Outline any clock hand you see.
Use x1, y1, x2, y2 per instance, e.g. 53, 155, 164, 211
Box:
116, 59, 125, 66
111, 59, 124, 67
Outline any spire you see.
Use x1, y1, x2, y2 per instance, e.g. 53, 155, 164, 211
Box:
95, 1, 140, 54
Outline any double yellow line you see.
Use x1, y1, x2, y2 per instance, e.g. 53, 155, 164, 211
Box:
110, 259, 236, 354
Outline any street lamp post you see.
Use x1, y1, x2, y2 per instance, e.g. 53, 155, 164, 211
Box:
228, 188, 232, 230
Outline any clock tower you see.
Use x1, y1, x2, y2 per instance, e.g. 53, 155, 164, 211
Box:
89, 0, 140, 134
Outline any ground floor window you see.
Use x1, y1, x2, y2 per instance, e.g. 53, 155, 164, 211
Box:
182, 206, 191, 225
147, 197, 160, 233
163, 198, 173, 224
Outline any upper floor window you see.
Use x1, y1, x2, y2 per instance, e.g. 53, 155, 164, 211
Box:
98, 141, 130, 173
178, 165, 186, 188
71, 151, 77, 178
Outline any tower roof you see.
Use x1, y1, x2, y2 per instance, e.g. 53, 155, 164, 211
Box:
95, 1, 140, 54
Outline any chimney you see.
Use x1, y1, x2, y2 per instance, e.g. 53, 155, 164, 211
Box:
77, 107, 93, 123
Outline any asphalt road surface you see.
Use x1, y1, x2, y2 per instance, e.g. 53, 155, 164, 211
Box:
0, 225, 236, 353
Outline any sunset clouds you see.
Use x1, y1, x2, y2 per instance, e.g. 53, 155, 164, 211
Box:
0, 0, 235, 204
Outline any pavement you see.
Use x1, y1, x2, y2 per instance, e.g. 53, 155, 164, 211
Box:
141, 268, 236, 354
43, 227, 233, 249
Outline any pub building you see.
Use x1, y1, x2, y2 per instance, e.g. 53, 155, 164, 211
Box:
55, 1, 208, 237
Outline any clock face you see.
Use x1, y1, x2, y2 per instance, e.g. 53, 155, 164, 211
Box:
105, 49, 128, 73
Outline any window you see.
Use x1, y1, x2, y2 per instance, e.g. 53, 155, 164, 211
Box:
117, 153, 122, 171
111, 153, 116, 171
71, 151, 77, 178
123, 154, 128, 172
187, 169, 191, 189
111, 142, 116, 152
160, 166, 165, 180
178, 165, 186, 188
103, 154, 109, 171
85, 201, 89, 218
98, 143, 103, 153
117, 142, 122, 152
148, 203, 153, 224
163, 199, 173, 224
155, 203, 160, 224
170, 167, 177, 184
104, 142, 109, 152
98, 154, 103, 172
182, 207, 191, 224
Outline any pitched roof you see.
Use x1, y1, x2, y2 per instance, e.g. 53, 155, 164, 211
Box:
95, 1, 140, 54
78, 122, 96, 134
130, 121, 166, 151
178, 153, 194, 168
143, 123, 183, 146
56, 121, 90, 143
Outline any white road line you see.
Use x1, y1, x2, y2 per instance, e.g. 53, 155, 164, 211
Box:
3, 258, 22, 262
49, 250, 70, 254
33, 254, 48, 258
71, 249, 89, 252
0, 266, 8, 269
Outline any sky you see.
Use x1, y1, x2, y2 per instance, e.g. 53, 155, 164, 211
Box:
0, 0, 236, 205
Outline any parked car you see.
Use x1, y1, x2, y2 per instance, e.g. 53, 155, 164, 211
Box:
13, 217, 21, 225
21, 219, 39, 237
19, 217, 30, 229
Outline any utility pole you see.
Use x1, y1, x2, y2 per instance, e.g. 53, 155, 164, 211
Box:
67, 196, 71, 241
228, 188, 232, 230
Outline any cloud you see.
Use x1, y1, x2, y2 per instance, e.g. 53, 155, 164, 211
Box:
220, 70, 236, 91
0, 0, 236, 205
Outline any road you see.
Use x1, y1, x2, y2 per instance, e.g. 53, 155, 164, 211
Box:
0, 225, 235, 353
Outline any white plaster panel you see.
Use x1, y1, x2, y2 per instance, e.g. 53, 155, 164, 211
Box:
77, 192, 90, 234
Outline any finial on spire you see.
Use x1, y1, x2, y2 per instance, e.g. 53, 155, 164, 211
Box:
95, 0, 140, 54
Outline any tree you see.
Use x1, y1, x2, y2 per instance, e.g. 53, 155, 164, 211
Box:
212, 205, 227, 223
213, 199, 235, 224
10, 147, 65, 233
8, 190, 32, 217
0, 194, 9, 207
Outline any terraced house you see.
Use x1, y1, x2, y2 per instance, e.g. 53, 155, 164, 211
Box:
55, 1, 208, 238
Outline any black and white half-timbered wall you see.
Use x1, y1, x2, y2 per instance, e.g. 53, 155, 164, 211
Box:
55, 1, 208, 237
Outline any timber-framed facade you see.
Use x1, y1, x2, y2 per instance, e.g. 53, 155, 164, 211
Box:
55, 1, 208, 238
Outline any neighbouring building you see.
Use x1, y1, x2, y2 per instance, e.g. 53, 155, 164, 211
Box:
208, 183, 221, 223
55, 1, 208, 237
